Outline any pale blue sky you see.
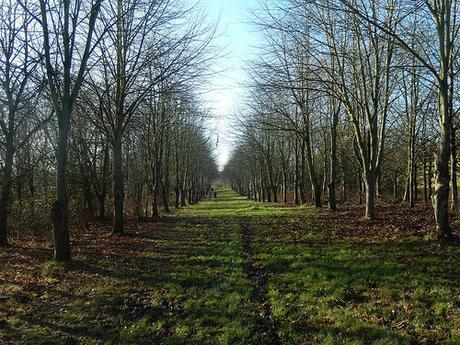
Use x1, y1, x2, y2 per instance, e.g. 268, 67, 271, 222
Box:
200, 0, 261, 170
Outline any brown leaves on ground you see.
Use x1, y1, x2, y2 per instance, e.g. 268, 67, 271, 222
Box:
316, 201, 460, 242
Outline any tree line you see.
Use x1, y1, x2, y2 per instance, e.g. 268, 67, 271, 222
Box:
0, 0, 219, 260
224, 0, 459, 240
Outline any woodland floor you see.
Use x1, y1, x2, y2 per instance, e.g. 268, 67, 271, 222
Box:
0, 189, 459, 345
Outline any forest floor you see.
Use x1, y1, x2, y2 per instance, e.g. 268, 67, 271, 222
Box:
0, 189, 459, 345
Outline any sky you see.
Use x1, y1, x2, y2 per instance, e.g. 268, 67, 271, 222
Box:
199, 0, 261, 171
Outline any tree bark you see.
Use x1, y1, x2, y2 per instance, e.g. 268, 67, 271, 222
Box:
428, 153, 433, 199
152, 165, 160, 220
52, 112, 71, 261
432, 81, 452, 240
0, 137, 14, 247
423, 153, 428, 202
328, 109, 338, 210
304, 133, 321, 207
175, 185, 180, 208
112, 134, 124, 235
163, 149, 171, 212
364, 173, 376, 220
450, 125, 458, 213
98, 143, 109, 219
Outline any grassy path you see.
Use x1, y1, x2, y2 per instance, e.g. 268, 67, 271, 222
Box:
0, 188, 459, 344
240, 220, 281, 344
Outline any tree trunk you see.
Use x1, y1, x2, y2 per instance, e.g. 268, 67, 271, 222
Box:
341, 162, 347, 202
0, 138, 14, 247
432, 82, 452, 240
181, 186, 187, 207
175, 185, 180, 208
161, 181, 169, 212
83, 181, 93, 229
328, 112, 338, 210
98, 142, 109, 219
423, 153, 428, 202
393, 172, 398, 199
112, 134, 124, 235
322, 153, 328, 204
299, 141, 307, 204
163, 150, 170, 212
376, 170, 383, 197
414, 162, 418, 202
450, 126, 458, 213
305, 134, 321, 207
52, 115, 71, 261
272, 185, 278, 203
152, 190, 159, 219
152, 164, 160, 219
294, 164, 300, 205
364, 173, 376, 220
188, 187, 193, 205
283, 171, 288, 203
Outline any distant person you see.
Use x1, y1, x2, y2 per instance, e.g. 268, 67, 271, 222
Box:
214, 191, 217, 199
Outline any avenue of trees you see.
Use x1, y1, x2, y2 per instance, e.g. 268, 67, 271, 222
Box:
224, 0, 460, 240
0, 0, 219, 260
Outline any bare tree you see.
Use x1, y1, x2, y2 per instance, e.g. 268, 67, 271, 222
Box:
0, 0, 46, 246
33, 0, 103, 260
333, 0, 459, 238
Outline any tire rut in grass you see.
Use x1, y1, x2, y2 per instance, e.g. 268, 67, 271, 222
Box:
240, 221, 281, 345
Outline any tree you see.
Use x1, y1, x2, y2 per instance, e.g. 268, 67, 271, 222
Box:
334, 0, 459, 237
34, 0, 103, 260
0, 0, 45, 246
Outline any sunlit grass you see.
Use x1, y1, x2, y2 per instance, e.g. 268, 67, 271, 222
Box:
0, 188, 458, 344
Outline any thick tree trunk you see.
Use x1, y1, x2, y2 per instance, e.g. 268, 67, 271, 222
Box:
322, 154, 328, 204
393, 172, 398, 199
409, 167, 415, 208
261, 181, 266, 202
328, 112, 338, 210
428, 155, 433, 199
163, 153, 170, 212
294, 165, 300, 205
283, 172, 288, 203
272, 186, 278, 203
152, 165, 160, 220
423, 154, 428, 202
181, 186, 187, 207
414, 163, 418, 202
53, 117, 71, 261
299, 141, 307, 204
341, 163, 347, 202
181, 169, 188, 206
0, 138, 14, 247
135, 183, 143, 221
152, 191, 159, 219
112, 134, 124, 235
188, 187, 193, 205
305, 134, 321, 207
98, 142, 109, 219
376, 170, 383, 197
432, 83, 452, 240
175, 185, 180, 209
162, 182, 169, 212
364, 173, 376, 220
450, 126, 458, 213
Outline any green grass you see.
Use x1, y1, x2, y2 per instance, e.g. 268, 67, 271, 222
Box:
0, 188, 458, 344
